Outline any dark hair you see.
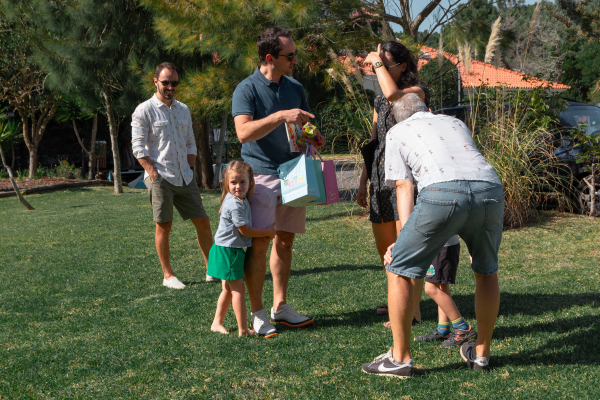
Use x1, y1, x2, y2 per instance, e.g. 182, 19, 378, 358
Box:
155, 62, 178, 79
257, 27, 293, 65
381, 41, 420, 89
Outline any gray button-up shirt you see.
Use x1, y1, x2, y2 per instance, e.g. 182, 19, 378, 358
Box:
385, 112, 501, 192
131, 94, 196, 186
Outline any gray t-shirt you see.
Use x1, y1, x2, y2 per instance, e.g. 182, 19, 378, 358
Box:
232, 67, 310, 175
214, 193, 252, 248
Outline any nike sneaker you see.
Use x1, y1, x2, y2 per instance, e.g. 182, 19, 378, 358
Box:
361, 348, 414, 378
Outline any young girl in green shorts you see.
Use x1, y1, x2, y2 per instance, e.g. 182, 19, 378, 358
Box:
209, 161, 276, 337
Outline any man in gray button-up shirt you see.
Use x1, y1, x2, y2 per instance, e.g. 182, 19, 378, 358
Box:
132, 62, 214, 289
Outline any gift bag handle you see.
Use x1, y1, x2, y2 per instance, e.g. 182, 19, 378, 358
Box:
304, 144, 323, 162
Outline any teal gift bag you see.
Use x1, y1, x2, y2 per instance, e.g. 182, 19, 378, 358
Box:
305, 145, 327, 206
278, 149, 320, 207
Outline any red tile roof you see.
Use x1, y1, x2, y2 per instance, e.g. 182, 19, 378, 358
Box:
340, 46, 570, 91
418, 46, 570, 91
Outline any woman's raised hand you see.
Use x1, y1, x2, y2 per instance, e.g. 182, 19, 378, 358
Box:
363, 44, 384, 66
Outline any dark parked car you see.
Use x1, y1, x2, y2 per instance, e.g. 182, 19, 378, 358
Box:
435, 100, 600, 216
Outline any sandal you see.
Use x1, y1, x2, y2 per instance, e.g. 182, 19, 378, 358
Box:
376, 305, 388, 316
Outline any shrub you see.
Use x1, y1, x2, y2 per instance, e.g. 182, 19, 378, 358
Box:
54, 159, 82, 179
311, 81, 374, 155
473, 87, 572, 228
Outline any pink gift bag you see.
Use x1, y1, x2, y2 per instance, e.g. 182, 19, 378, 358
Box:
320, 158, 340, 205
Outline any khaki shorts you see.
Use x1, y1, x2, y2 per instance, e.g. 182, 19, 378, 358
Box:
145, 174, 207, 223
250, 174, 306, 233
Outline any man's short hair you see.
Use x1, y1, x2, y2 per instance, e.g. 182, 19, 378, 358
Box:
155, 62, 178, 79
392, 94, 429, 123
257, 27, 293, 65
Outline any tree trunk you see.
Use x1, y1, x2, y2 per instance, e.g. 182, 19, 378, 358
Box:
555, 42, 563, 83
102, 85, 123, 194
28, 145, 37, 179
375, 0, 395, 41
24, 94, 58, 179
89, 114, 98, 180
590, 163, 596, 218
0, 143, 34, 210
193, 114, 214, 188
212, 109, 228, 189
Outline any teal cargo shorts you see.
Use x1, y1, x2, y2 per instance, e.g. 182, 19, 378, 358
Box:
387, 180, 504, 279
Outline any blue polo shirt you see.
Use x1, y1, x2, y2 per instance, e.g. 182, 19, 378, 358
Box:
232, 67, 310, 175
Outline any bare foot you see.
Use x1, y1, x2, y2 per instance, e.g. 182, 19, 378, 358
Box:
239, 329, 255, 337
211, 323, 229, 334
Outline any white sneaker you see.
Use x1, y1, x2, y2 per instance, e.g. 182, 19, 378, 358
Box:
271, 304, 313, 327
206, 274, 220, 282
163, 276, 186, 289
250, 309, 278, 338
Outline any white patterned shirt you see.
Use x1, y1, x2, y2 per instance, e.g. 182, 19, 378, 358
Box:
131, 94, 196, 186
385, 112, 501, 192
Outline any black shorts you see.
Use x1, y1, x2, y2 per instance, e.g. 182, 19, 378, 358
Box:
425, 243, 460, 284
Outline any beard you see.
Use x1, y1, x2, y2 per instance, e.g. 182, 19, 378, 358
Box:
158, 85, 175, 99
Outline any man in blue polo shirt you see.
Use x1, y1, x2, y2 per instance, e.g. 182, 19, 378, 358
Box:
232, 27, 325, 338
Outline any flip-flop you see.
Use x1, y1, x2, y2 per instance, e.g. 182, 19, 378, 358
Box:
376, 305, 388, 316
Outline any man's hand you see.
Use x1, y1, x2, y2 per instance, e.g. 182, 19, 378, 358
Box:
383, 243, 395, 266
266, 223, 276, 240
356, 183, 368, 208
280, 109, 314, 126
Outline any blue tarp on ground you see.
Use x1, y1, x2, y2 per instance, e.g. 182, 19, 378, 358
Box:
128, 173, 146, 189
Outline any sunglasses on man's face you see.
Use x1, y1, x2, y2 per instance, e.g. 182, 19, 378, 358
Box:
159, 80, 179, 87
277, 51, 298, 61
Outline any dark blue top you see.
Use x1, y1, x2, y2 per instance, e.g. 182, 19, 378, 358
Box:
232, 67, 310, 175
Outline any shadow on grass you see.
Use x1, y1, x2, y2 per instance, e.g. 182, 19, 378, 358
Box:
492, 315, 600, 366
449, 292, 599, 320
305, 210, 351, 222
264, 264, 382, 281
183, 281, 218, 287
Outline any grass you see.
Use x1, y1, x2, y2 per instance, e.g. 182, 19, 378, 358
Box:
1, 188, 599, 399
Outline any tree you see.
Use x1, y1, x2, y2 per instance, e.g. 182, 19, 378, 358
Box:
54, 97, 98, 180
140, 0, 379, 187
0, 13, 59, 179
367, 0, 474, 42
0, 118, 34, 210
573, 126, 600, 217
550, 0, 600, 102
5, 0, 161, 194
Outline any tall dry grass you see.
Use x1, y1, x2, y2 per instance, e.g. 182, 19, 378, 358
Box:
473, 89, 572, 228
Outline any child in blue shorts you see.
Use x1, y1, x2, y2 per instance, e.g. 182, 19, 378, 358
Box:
209, 161, 276, 337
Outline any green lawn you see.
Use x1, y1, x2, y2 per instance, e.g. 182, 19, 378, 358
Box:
1, 188, 599, 399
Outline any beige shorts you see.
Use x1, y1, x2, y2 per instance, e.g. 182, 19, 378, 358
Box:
145, 174, 207, 223
250, 174, 306, 233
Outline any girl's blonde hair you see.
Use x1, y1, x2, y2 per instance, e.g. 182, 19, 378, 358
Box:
220, 160, 255, 210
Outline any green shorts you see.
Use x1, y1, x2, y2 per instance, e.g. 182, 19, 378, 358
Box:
207, 244, 246, 281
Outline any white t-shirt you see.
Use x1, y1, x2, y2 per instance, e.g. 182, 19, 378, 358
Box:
385, 112, 501, 192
